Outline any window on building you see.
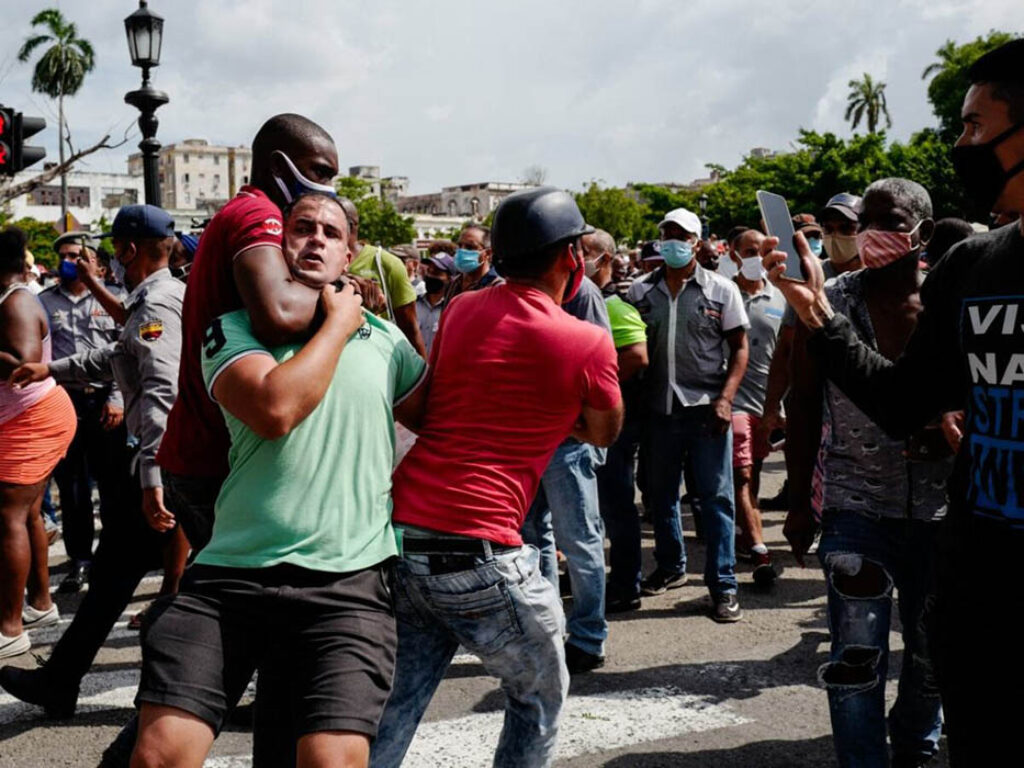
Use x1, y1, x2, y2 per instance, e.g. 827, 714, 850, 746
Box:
184, 173, 190, 184
183, 153, 190, 163
214, 174, 221, 185
214, 155, 220, 165
471, 198, 480, 216
448, 200, 457, 215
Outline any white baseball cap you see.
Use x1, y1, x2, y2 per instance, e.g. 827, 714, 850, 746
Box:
658, 208, 701, 236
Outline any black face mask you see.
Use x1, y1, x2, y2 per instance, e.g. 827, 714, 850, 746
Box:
951, 122, 1024, 214
424, 276, 447, 295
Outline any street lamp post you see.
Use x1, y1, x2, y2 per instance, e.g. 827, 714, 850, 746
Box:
698, 193, 710, 240
123, 1, 168, 206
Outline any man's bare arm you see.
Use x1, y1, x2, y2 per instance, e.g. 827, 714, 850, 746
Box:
572, 401, 625, 447
234, 245, 321, 346
393, 301, 428, 358
616, 341, 648, 383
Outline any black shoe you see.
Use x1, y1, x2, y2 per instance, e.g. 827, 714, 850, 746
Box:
711, 593, 743, 623
759, 480, 790, 511
640, 569, 688, 596
605, 594, 642, 614
0, 665, 78, 719
58, 560, 89, 594
564, 642, 605, 674
751, 551, 780, 589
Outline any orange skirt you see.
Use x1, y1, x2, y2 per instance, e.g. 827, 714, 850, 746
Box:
0, 386, 77, 486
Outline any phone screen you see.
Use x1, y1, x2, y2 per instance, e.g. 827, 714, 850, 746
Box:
756, 190, 804, 282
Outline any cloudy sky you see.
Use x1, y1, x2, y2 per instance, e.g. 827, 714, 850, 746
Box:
0, 0, 1018, 194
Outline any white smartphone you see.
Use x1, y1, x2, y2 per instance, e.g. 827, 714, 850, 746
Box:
756, 190, 804, 282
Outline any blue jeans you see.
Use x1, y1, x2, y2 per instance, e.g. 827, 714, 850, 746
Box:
644, 407, 737, 595
597, 417, 643, 600
521, 440, 607, 656
817, 510, 943, 768
372, 539, 569, 768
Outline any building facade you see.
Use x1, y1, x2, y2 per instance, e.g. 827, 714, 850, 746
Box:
128, 138, 252, 212
3, 168, 145, 227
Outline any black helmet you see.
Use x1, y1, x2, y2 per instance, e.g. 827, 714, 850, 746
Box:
492, 187, 594, 266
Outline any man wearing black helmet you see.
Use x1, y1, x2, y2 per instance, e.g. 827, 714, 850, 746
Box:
372, 187, 623, 768
765, 39, 1024, 764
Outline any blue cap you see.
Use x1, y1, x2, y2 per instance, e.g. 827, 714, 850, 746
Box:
102, 205, 176, 240
176, 232, 200, 256
425, 254, 455, 274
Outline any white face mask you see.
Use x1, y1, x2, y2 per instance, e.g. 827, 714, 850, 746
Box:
740, 256, 764, 281
271, 150, 337, 205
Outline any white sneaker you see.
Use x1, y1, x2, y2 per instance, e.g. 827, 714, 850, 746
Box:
0, 631, 30, 659
22, 603, 59, 630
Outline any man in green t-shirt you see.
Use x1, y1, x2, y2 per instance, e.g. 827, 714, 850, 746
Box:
583, 229, 651, 612
131, 192, 426, 768
338, 198, 426, 358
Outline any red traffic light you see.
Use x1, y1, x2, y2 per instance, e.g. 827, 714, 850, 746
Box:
0, 105, 46, 175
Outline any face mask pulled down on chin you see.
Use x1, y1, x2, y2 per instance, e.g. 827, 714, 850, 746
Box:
271, 150, 338, 205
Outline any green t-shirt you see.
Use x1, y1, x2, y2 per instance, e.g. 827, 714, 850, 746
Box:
605, 295, 647, 350
348, 244, 418, 319
198, 308, 426, 573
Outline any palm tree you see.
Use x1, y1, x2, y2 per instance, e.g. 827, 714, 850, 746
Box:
18, 9, 96, 224
844, 74, 892, 134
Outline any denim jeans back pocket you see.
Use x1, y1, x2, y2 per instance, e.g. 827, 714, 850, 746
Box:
426, 580, 523, 656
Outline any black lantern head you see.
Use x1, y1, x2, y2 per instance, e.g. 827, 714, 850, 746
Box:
124, 1, 164, 69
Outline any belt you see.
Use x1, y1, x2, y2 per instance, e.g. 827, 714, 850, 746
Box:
69, 385, 110, 397
401, 537, 517, 556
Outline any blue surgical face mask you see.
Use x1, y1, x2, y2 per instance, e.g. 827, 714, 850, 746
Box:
271, 150, 337, 205
660, 239, 694, 269
58, 259, 79, 282
454, 248, 481, 273
806, 236, 824, 257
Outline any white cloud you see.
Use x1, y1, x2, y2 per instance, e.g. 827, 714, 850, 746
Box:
0, 0, 1019, 194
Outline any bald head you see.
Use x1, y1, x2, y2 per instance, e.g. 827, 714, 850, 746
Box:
250, 113, 339, 209
252, 114, 334, 164
582, 229, 616, 259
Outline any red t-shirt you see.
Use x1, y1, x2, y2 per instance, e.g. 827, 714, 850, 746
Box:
391, 282, 621, 546
157, 186, 283, 478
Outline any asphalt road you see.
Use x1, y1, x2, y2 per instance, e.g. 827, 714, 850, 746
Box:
0, 457, 950, 767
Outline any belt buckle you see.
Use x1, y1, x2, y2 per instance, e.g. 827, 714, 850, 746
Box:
82, 386, 97, 395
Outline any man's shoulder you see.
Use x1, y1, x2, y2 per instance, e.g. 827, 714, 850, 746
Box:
210, 188, 282, 233
701, 268, 742, 299
37, 285, 61, 304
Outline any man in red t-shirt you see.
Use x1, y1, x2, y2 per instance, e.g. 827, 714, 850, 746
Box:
372, 188, 623, 768
154, 113, 340, 550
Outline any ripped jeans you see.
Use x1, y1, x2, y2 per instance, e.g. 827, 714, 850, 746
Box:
817, 510, 943, 768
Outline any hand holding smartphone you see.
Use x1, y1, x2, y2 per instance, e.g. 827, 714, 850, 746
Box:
757, 190, 805, 282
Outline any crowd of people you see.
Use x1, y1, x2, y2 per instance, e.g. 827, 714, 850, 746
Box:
0, 35, 1022, 768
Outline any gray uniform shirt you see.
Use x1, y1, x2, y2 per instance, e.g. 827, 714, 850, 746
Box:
416, 293, 444, 355
627, 264, 748, 414
38, 282, 126, 406
821, 271, 952, 520
733, 281, 786, 416
49, 269, 184, 489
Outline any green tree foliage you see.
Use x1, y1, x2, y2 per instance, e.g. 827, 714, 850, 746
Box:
574, 183, 657, 243
335, 176, 417, 247
18, 9, 96, 221
626, 129, 974, 234
922, 31, 1018, 142
845, 73, 892, 134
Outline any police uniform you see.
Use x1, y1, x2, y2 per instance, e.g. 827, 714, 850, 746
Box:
40, 207, 185, 695
39, 278, 127, 574
49, 269, 183, 492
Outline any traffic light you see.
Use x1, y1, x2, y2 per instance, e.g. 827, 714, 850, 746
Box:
14, 113, 46, 172
0, 104, 46, 176
0, 106, 13, 175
